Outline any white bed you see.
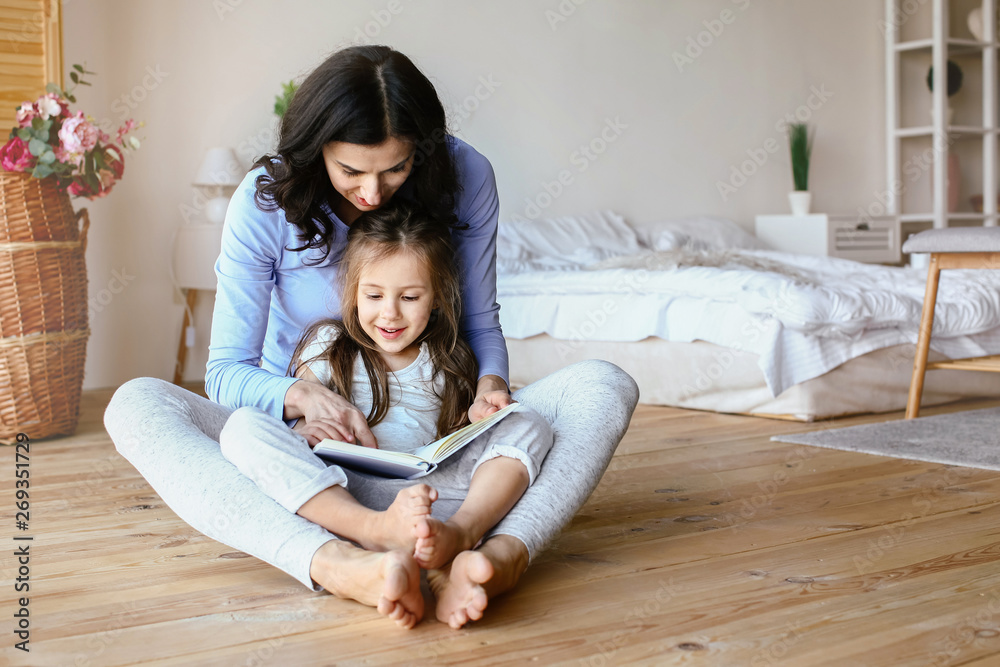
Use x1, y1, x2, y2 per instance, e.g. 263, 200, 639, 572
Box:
496, 212, 1000, 421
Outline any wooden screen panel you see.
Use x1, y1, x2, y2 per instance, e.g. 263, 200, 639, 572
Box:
0, 0, 62, 131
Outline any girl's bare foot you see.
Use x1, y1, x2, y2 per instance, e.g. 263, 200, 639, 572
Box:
310, 541, 424, 629
363, 484, 438, 553
427, 550, 494, 629
413, 518, 475, 570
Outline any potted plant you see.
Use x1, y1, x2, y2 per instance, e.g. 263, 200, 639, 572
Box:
273, 79, 299, 118
0, 65, 141, 441
926, 59, 963, 126
787, 122, 813, 215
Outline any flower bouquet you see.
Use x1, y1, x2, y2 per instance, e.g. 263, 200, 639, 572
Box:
0, 65, 141, 442
1, 64, 140, 199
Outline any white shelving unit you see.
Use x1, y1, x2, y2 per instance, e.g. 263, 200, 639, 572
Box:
885, 0, 998, 233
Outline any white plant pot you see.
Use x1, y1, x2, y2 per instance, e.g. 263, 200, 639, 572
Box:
788, 191, 812, 216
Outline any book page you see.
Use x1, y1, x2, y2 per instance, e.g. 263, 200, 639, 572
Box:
411, 403, 522, 463
315, 440, 428, 466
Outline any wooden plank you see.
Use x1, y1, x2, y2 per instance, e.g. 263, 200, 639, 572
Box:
5, 390, 1000, 665
937, 252, 1000, 270
0, 0, 58, 138
928, 354, 1000, 372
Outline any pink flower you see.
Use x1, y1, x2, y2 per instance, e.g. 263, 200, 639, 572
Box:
15, 102, 36, 127
67, 177, 104, 199
68, 175, 112, 199
116, 119, 137, 145
58, 111, 99, 159
67, 179, 92, 197
54, 145, 82, 167
0, 137, 34, 172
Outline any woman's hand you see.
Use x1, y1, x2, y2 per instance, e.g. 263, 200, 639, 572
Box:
468, 374, 514, 422
284, 374, 377, 449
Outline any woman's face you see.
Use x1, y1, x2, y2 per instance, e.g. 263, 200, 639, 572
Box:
322, 137, 415, 222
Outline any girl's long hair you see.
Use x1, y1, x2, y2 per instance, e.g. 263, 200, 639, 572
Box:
253, 45, 460, 264
290, 201, 478, 438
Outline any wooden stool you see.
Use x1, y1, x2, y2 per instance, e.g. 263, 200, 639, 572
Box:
904, 227, 1000, 418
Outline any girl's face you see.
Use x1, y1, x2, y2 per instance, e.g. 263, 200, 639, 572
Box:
323, 137, 415, 224
355, 249, 436, 370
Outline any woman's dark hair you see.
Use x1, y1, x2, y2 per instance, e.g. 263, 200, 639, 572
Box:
254, 45, 460, 263
289, 200, 478, 439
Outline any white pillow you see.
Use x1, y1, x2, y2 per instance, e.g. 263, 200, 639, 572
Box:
497, 210, 641, 269
631, 216, 764, 252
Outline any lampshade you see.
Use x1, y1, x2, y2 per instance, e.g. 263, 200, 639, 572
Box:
193, 147, 242, 187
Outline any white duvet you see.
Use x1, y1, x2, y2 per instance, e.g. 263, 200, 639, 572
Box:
497, 249, 1000, 396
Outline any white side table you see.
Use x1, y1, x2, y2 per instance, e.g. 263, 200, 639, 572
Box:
754, 214, 901, 264
172, 223, 224, 384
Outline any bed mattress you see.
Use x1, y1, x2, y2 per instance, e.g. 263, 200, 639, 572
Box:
506, 335, 1000, 422
498, 250, 1000, 396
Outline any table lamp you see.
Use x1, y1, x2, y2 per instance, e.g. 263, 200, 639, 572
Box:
193, 147, 242, 224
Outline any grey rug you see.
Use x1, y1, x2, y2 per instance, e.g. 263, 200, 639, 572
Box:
772, 407, 1000, 471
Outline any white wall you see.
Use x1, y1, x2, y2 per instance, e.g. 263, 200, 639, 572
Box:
61, 0, 886, 389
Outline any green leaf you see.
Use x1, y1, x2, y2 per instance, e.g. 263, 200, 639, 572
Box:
31, 116, 45, 131
28, 138, 47, 157
69, 71, 79, 84
45, 83, 62, 96
788, 123, 813, 192
72, 63, 84, 73
33, 163, 53, 178
65, 94, 76, 103
50, 161, 71, 177
274, 79, 299, 118
17, 128, 31, 141
38, 150, 56, 164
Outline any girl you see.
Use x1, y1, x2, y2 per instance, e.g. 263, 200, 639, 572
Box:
105, 44, 638, 630
218, 202, 553, 629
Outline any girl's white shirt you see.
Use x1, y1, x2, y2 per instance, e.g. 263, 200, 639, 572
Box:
300, 324, 444, 453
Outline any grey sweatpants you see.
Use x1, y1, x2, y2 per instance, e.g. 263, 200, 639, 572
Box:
104, 360, 639, 591
218, 404, 554, 521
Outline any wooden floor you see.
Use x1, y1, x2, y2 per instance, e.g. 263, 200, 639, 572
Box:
4, 389, 1000, 666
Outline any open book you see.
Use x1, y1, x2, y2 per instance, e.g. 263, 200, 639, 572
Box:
314, 403, 523, 480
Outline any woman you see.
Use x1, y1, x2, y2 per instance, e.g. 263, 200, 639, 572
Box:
104, 45, 638, 629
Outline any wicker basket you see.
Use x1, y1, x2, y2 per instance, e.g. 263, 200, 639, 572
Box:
0, 172, 90, 443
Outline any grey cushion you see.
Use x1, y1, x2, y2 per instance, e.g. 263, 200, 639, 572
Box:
902, 227, 1000, 253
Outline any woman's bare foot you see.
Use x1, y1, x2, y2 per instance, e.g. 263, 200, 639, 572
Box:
375, 552, 424, 629
310, 540, 424, 629
363, 484, 438, 553
427, 550, 493, 629
413, 518, 475, 570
